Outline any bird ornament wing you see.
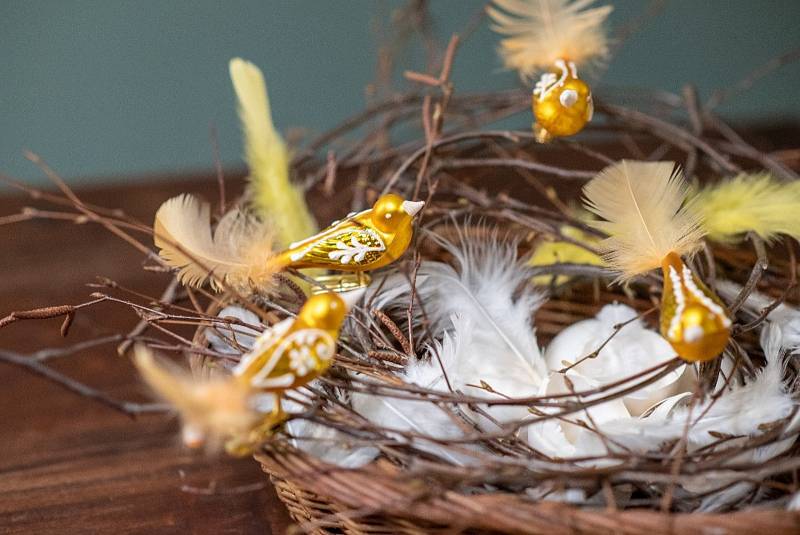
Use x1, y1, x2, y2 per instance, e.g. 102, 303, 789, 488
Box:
234, 320, 337, 391
285, 224, 387, 268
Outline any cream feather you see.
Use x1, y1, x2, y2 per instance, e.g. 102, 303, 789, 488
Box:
133, 345, 261, 451
229, 58, 317, 247
488, 0, 612, 78
582, 160, 705, 281
692, 172, 800, 243
153, 194, 279, 291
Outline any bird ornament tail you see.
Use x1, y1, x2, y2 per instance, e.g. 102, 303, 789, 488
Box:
488, 0, 612, 142
582, 160, 731, 362
134, 292, 347, 456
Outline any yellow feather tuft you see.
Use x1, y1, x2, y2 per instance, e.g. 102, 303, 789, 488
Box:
153, 194, 279, 292
692, 172, 800, 243
582, 160, 705, 281
229, 58, 317, 248
133, 345, 261, 451
488, 0, 612, 78
529, 226, 603, 285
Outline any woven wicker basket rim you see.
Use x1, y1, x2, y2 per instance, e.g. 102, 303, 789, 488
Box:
256, 445, 800, 534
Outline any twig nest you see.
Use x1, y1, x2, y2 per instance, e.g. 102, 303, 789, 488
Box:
544, 304, 692, 416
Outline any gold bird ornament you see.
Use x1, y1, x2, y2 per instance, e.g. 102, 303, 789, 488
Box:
153, 193, 424, 293
488, 0, 613, 142
134, 292, 347, 456
582, 160, 731, 362
274, 193, 424, 275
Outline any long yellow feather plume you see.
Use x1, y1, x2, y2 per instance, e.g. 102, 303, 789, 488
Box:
692, 172, 800, 243
153, 194, 279, 291
582, 160, 705, 281
133, 345, 260, 451
229, 58, 317, 248
488, 0, 612, 78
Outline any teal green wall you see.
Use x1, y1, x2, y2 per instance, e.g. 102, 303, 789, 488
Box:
2, 1, 799, 184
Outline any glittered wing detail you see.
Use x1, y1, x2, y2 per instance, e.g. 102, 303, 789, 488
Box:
290, 228, 386, 266
247, 328, 336, 389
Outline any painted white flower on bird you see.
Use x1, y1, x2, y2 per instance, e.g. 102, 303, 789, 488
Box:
327, 229, 386, 264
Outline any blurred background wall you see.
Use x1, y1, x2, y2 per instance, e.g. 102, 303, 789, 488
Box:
2, 0, 799, 185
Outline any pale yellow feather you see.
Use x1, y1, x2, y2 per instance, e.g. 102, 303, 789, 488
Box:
133, 345, 260, 451
229, 58, 317, 248
582, 160, 705, 281
692, 172, 800, 243
153, 194, 278, 292
488, 0, 612, 78
529, 226, 603, 285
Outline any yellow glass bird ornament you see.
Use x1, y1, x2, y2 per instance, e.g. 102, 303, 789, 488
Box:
274, 193, 424, 276
134, 292, 347, 456
532, 59, 593, 143
583, 160, 731, 363
659, 253, 731, 362
225, 291, 347, 454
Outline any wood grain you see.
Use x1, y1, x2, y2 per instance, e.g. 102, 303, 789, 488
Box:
0, 173, 292, 534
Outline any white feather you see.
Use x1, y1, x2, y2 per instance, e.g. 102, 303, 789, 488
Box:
583, 160, 705, 281
369, 231, 547, 384
717, 280, 800, 350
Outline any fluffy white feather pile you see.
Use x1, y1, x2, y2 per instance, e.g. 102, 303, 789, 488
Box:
201, 238, 797, 508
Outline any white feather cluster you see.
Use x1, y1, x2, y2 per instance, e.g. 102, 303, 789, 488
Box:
528, 294, 798, 509
354, 233, 547, 462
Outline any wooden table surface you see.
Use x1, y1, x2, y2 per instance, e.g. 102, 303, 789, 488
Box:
0, 173, 293, 534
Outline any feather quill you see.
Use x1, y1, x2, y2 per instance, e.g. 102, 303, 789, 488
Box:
488, 0, 612, 78
582, 160, 705, 281
154, 194, 279, 291
229, 58, 317, 247
692, 172, 800, 243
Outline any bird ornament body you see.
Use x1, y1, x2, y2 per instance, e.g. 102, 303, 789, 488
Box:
583, 160, 731, 362
274, 193, 424, 278
532, 58, 593, 143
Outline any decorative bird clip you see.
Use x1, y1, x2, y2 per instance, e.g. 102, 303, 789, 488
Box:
134, 292, 348, 455
488, 0, 613, 142
153, 193, 424, 293
582, 160, 731, 362
275, 193, 424, 280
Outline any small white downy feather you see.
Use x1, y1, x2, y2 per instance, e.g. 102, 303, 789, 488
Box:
582, 160, 705, 281
153, 194, 279, 292
229, 58, 317, 247
716, 280, 800, 349
488, 0, 613, 78
205, 305, 264, 356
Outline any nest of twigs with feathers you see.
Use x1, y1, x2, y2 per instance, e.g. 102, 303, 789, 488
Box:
5, 18, 800, 535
